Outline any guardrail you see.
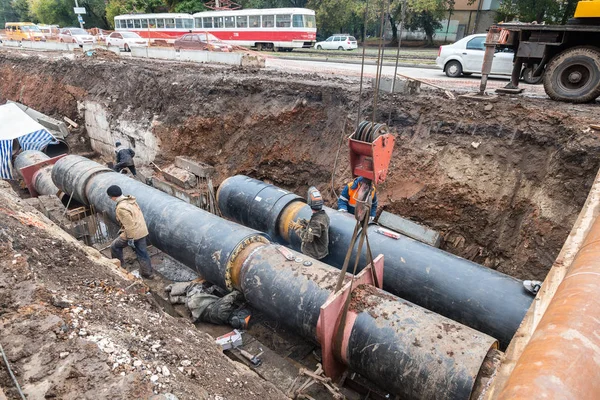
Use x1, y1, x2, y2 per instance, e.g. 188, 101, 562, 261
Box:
0, 40, 265, 68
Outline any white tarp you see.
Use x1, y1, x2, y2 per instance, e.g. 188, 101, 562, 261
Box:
0, 103, 56, 179
0, 103, 48, 140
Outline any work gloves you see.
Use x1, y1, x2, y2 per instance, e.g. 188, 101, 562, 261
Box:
127, 239, 135, 248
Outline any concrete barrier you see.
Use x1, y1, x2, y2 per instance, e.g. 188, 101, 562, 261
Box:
179, 50, 209, 63
1, 39, 265, 68
3, 40, 22, 48
30, 41, 70, 51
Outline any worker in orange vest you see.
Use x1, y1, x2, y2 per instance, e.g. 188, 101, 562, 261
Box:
337, 177, 378, 221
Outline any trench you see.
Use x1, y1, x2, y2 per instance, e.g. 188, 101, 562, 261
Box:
2, 49, 600, 283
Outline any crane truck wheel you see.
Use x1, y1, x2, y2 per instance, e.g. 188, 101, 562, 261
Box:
543, 46, 600, 103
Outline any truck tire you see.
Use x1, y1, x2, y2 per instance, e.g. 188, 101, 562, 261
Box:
543, 46, 600, 103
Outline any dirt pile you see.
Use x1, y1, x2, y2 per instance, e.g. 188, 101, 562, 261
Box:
0, 181, 285, 400
1, 49, 599, 280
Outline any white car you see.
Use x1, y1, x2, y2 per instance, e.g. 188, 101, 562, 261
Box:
436, 34, 515, 78
58, 28, 96, 45
315, 34, 358, 51
106, 31, 149, 51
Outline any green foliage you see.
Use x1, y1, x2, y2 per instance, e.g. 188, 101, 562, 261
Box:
1, 0, 34, 24
388, 0, 448, 46
30, 0, 77, 26
173, 0, 206, 13
496, 0, 579, 24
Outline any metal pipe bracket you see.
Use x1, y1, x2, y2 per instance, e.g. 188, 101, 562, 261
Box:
18, 154, 67, 197
316, 254, 384, 381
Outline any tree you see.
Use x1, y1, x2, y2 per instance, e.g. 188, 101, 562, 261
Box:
496, 0, 577, 24
30, 0, 77, 26
1, 0, 34, 24
388, 0, 449, 46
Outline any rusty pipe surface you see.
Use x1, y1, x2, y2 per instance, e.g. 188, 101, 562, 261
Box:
14, 150, 60, 197
52, 155, 499, 400
217, 175, 533, 349
497, 215, 600, 399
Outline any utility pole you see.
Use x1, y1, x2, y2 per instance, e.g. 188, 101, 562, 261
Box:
74, 0, 85, 29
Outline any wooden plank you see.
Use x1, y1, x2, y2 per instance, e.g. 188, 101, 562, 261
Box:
483, 166, 600, 399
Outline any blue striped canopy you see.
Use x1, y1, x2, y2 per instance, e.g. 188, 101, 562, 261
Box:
0, 139, 13, 179
0, 129, 56, 179
18, 129, 56, 152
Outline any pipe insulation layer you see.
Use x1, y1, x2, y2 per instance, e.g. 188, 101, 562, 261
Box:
51, 155, 498, 400
217, 175, 534, 349
14, 150, 60, 196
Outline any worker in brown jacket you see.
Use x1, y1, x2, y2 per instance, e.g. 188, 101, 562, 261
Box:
293, 186, 330, 260
107, 185, 153, 279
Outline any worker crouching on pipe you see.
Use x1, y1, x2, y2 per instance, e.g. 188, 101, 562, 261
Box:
291, 186, 330, 260
107, 184, 153, 278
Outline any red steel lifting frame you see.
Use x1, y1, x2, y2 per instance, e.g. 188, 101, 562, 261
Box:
316, 255, 385, 380
349, 133, 395, 185
19, 154, 66, 197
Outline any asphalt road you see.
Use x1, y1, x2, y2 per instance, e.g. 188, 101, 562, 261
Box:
266, 57, 547, 96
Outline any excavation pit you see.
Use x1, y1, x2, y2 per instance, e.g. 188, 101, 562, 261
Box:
2, 48, 600, 400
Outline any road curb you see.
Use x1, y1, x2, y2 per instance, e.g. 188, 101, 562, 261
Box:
274, 55, 438, 70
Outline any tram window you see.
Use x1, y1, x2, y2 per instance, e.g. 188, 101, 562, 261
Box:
262, 15, 274, 28
236, 16, 248, 28
176, 19, 184, 29
148, 19, 156, 28
214, 17, 223, 28
156, 19, 165, 28
184, 19, 193, 29
165, 18, 175, 29
127, 19, 134, 29
292, 15, 303, 28
304, 15, 316, 28
141, 19, 148, 29
249, 15, 260, 27
224, 16, 235, 28
203, 17, 213, 28
195, 18, 202, 28
276, 14, 291, 28
115, 20, 121, 29
134, 19, 141, 28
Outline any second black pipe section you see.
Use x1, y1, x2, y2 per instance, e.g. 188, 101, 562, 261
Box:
217, 175, 534, 349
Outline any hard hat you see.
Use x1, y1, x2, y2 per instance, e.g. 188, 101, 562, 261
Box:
307, 186, 323, 210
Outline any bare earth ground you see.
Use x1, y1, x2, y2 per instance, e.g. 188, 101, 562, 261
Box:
0, 181, 285, 400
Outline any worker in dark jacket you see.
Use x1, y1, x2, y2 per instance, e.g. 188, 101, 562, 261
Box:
293, 187, 330, 260
114, 141, 137, 176
338, 176, 378, 221
107, 185, 153, 279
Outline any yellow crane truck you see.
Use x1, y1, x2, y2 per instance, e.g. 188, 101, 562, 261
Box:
492, 0, 600, 103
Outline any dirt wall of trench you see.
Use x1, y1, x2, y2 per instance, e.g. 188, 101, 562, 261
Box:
1, 50, 600, 281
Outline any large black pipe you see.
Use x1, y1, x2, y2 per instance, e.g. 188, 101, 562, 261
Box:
217, 175, 533, 349
51, 156, 498, 400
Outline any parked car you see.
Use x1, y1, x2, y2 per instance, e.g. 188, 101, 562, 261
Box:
58, 28, 96, 45
174, 33, 233, 52
5, 23, 46, 42
314, 35, 357, 51
106, 31, 148, 51
37, 24, 59, 40
436, 34, 542, 84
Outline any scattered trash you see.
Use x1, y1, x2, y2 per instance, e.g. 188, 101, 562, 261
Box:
215, 329, 243, 351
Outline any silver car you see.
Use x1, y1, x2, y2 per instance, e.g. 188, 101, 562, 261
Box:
314, 34, 357, 51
